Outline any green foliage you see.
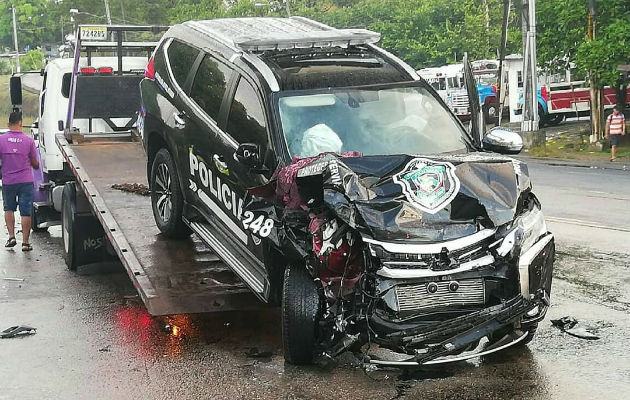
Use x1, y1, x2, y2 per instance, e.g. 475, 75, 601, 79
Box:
537, 0, 630, 87
0, 58, 12, 74
20, 49, 44, 71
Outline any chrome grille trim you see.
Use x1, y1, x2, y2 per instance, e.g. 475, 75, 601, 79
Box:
396, 278, 485, 312
377, 254, 495, 279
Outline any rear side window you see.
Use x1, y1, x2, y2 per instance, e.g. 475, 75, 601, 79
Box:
190, 55, 232, 122
226, 78, 267, 147
166, 40, 199, 89
61, 73, 71, 98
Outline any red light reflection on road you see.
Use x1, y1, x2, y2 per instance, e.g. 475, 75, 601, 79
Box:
111, 306, 197, 359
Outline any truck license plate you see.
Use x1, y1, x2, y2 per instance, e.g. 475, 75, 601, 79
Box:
81, 26, 108, 41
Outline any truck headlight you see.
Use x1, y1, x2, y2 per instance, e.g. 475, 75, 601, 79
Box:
496, 204, 547, 257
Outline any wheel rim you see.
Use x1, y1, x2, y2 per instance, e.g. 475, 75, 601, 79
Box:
488, 106, 497, 117
154, 162, 173, 223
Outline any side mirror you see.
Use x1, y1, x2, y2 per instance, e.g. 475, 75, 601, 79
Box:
482, 127, 523, 154
10, 76, 23, 106
58, 120, 65, 131
234, 143, 268, 173
32, 121, 39, 129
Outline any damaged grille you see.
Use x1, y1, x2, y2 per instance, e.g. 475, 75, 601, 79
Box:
395, 278, 485, 312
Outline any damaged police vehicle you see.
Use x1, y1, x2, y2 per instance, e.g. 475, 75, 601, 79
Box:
139, 17, 554, 366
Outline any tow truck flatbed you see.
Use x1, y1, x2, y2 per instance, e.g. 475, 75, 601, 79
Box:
56, 134, 261, 315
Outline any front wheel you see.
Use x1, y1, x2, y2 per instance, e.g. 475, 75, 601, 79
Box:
150, 148, 191, 238
483, 102, 499, 124
282, 265, 320, 365
546, 113, 565, 126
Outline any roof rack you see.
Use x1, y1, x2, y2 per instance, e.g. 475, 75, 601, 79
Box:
234, 29, 380, 52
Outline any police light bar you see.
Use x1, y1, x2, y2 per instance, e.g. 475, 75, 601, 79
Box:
234, 29, 381, 51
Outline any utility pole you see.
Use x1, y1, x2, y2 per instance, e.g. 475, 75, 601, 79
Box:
103, 0, 112, 25
12, 5, 21, 73
587, 0, 602, 143
497, 0, 511, 126
521, 0, 538, 132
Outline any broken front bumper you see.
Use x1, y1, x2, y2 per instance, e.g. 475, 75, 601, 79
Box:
363, 232, 555, 365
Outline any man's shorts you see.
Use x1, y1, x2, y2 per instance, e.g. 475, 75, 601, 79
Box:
2, 182, 34, 216
610, 135, 622, 146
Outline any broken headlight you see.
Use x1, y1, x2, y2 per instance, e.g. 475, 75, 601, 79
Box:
497, 203, 547, 257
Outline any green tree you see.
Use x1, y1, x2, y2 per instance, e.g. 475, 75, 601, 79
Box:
20, 48, 44, 71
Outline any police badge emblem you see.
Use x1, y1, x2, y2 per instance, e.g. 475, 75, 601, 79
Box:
393, 158, 461, 214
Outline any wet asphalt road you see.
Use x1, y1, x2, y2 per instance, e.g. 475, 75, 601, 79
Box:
1, 163, 629, 400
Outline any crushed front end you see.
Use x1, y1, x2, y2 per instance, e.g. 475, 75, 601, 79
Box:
247, 153, 554, 365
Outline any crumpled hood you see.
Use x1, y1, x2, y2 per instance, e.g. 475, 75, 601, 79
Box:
290, 152, 532, 242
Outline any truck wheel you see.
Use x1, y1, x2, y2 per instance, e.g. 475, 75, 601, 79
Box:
483, 102, 499, 124
150, 148, 191, 239
546, 114, 565, 126
61, 183, 78, 271
31, 205, 48, 232
282, 265, 320, 365
538, 105, 547, 128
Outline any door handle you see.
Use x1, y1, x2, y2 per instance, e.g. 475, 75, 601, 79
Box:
213, 154, 229, 175
173, 112, 186, 128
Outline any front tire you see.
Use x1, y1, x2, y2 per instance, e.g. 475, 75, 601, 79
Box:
546, 113, 565, 126
282, 265, 320, 365
150, 148, 191, 238
483, 102, 499, 124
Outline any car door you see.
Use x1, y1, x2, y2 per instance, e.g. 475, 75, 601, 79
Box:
160, 39, 205, 204
184, 56, 271, 299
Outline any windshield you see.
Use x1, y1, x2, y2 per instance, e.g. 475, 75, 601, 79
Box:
277, 84, 469, 158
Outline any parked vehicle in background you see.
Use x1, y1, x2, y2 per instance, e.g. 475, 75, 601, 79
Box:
140, 17, 554, 367
516, 81, 630, 127
418, 62, 500, 123
8, 26, 256, 318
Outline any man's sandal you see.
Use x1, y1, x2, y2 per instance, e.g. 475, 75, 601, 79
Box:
22, 243, 33, 252
5, 237, 17, 248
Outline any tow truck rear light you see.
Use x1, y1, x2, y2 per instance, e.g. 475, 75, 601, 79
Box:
97, 67, 114, 75
541, 86, 548, 102
145, 57, 155, 80
80, 67, 96, 75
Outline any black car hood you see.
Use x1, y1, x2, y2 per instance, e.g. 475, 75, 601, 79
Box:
245, 152, 531, 245
277, 152, 532, 242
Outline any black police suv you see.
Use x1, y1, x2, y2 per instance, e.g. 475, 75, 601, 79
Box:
139, 17, 554, 366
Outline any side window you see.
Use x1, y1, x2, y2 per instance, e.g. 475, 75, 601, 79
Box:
226, 78, 267, 147
42, 72, 47, 91
61, 73, 71, 98
166, 40, 199, 89
190, 55, 232, 121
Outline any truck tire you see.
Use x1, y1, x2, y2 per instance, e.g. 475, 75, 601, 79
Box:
150, 148, 191, 239
483, 102, 499, 124
282, 265, 320, 365
546, 114, 565, 126
538, 105, 547, 128
31, 205, 48, 232
61, 183, 78, 271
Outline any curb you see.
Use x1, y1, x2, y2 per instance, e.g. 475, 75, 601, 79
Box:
516, 155, 629, 171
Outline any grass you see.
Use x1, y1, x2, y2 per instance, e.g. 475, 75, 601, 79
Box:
0, 74, 38, 129
528, 123, 630, 162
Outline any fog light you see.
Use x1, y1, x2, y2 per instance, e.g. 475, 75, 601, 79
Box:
426, 282, 439, 294
526, 306, 539, 317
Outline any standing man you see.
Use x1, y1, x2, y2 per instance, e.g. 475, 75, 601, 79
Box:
605, 106, 626, 162
0, 111, 39, 251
